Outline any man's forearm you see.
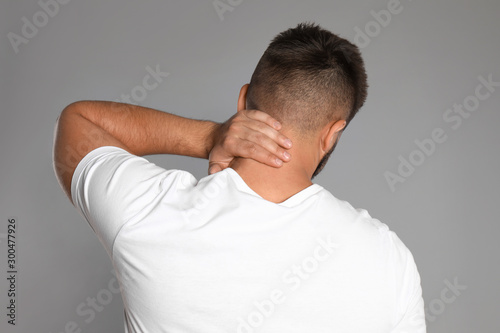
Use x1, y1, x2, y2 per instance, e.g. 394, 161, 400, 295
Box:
65, 100, 219, 158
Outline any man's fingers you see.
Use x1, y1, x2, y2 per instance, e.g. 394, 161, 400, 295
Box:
242, 109, 283, 131
243, 130, 291, 162
237, 141, 287, 167
241, 118, 292, 149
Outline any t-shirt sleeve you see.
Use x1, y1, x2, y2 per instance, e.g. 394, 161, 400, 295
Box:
389, 232, 427, 333
70, 146, 196, 258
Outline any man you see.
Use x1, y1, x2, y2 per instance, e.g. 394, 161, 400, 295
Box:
53, 23, 426, 332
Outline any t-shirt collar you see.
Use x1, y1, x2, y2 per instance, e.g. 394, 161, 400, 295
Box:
224, 167, 323, 207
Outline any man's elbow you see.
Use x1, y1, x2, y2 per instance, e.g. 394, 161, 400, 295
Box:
52, 100, 90, 202
59, 100, 91, 119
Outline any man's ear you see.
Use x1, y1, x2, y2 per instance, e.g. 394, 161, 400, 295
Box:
237, 84, 250, 112
320, 119, 346, 153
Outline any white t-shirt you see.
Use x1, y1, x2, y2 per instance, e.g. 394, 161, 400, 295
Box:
71, 146, 426, 333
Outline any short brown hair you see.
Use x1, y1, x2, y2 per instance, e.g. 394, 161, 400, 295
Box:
246, 22, 368, 135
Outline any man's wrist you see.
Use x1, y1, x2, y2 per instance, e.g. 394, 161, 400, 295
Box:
204, 121, 223, 159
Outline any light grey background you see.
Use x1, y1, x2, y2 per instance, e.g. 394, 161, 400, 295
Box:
1, 0, 498, 332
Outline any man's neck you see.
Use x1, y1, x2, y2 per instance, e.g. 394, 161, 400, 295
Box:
229, 152, 315, 204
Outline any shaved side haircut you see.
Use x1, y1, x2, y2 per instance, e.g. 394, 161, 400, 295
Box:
247, 22, 368, 135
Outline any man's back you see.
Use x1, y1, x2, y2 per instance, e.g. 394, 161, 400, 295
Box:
72, 146, 425, 332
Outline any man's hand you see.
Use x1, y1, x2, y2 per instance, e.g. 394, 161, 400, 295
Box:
208, 109, 292, 174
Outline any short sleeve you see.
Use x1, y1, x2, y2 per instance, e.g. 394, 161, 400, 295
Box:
70, 146, 196, 258
389, 232, 427, 333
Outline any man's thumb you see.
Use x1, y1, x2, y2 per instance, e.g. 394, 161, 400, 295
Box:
208, 164, 223, 175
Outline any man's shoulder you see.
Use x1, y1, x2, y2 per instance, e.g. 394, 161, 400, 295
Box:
317, 189, 387, 230
72, 145, 201, 198
317, 189, 413, 255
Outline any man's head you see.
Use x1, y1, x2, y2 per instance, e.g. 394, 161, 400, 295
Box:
241, 22, 368, 178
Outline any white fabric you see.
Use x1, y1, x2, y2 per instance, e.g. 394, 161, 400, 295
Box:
71, 146, 426, 333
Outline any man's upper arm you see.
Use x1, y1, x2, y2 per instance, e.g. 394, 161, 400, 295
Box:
391, 272, 426, 332
53, 102, 128, 202
389, 232, 427, 333
70, 146, 188, 257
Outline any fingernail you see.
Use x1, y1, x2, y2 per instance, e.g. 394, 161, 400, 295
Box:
274, 121, 281, 129
284, 139, 292, 148
283, 151, 290, 160
276, 158, 283, 166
